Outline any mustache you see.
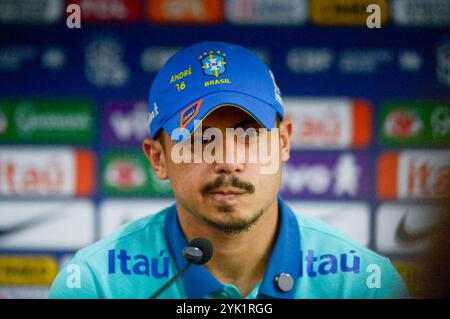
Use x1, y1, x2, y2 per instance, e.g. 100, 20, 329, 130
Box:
201, 175, 255, 195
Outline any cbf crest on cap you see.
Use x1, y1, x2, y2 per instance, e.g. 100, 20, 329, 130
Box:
148, 41, 284, 142
200, 51, 227, 77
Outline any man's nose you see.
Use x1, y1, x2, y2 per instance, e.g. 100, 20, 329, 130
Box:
213, 161, 244, 175
212, 133, 245, 174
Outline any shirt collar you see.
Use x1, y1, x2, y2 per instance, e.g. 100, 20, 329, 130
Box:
164, 195, 301, 299
258, 196, 301, 298
164, 203, 223, 299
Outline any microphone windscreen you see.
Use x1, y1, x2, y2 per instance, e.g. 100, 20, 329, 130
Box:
189, 238, 213, 265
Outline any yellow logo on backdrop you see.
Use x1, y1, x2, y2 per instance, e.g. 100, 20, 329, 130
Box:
393, 262, 430, 298
0, 256, 59, 286
310, 0, 389, 26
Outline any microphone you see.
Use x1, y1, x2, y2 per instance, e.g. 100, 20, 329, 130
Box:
149, 238, 213, 299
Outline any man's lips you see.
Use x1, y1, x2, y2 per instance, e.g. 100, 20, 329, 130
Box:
206, 189, 247, 202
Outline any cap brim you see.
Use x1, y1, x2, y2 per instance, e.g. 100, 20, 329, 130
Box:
161, 91, 278, 142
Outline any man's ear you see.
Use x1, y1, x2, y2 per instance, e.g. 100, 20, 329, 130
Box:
142, 137, 169, 180
279, 118, 293, 162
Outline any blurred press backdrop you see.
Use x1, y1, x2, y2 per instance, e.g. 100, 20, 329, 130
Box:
0, 0, 449, 298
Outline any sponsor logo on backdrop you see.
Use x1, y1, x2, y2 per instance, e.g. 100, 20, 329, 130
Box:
101, 151, 172, 196
69, 0, 142, 23
398, 50, 423, 72
146, 0, 224, 24
99, 199, 174, 237
103, 101, 149, 146
0, 108, 7, 133
286, 48, 334, 74
0, 46, 37, 71
0, 100, 94, 144
141, 47, 181, 73
339, 49, 394, 74
0, 200, 95, 249
380, 102, 450, 146
281, 152, 369, 199
41, 47, 66, 70
392, 0, 450, 27
431, 104, 450, 139
284, 98, 371, 149
287, 201, 370, 246
0, 286, 49, 299
395, 212, 438, 243
375, 203, 446, 254
384, 110, 423, 138
225, 0, 307, 25
436, 41, 450, 88
0, 147, 94, 196
393, 262, 431, 298
84, 37, 129, 87
105, 159, 146, 190
0, 0, 63, 24
0, 256, 58, 285
0, 209, 59, 238
310, 0, 389, 26
377, 151, 450, 200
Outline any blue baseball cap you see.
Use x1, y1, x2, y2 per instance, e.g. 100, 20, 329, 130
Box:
148, 41, 284, 142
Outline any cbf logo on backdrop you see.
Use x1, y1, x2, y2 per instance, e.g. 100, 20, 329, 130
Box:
199, 51, 227, 77
436, 40, 450, 88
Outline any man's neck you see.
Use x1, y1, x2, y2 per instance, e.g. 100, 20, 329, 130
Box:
176, 198, 279, 297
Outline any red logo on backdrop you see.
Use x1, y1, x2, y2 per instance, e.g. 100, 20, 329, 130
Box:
0, 161, 65, 194
407, 158, 449, 198
146, 0, 224, 24
67, 0, 142, 23
298, 111, 341, 143
0, 149, 94, 196
384, 110, 423, 138
106, 160, 145, 189
377, 152, 450, 200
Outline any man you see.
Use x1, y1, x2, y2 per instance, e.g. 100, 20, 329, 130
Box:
49, 41, 409, 299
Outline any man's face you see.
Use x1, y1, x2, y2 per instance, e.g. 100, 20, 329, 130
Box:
143, 106, 292, 234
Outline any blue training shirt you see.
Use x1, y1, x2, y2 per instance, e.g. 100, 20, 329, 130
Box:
49, 197, 409, 299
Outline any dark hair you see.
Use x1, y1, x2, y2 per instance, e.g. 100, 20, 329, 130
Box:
154, 129, 165, 150
275, 114, 282, 127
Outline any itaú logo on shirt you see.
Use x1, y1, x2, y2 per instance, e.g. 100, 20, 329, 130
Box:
299, 249, 360, 277
107, 248, 362, 278
298, 250, 383, 290
108, 249, 170, 279
104, 248, 380, 289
